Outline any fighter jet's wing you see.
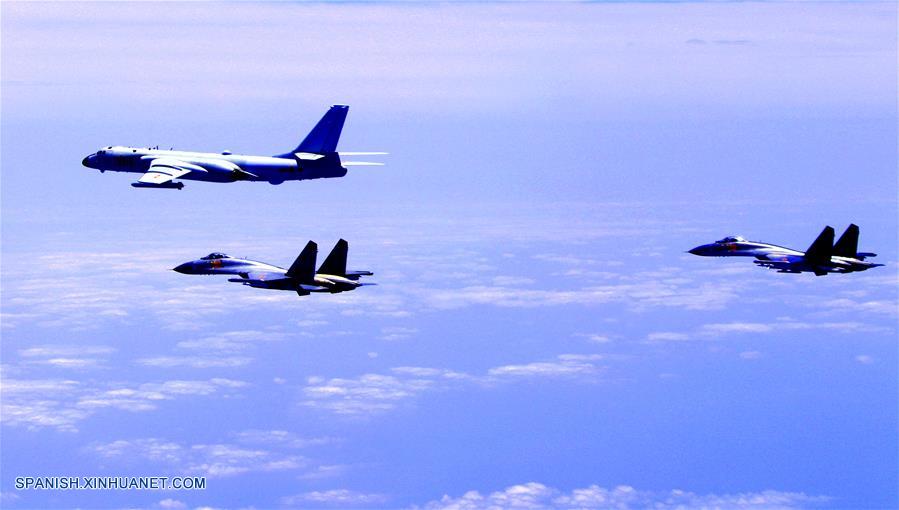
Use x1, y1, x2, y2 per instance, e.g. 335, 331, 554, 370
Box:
299, 284, 329, 292
754, 260, 804, 273
137, 158, 206, 186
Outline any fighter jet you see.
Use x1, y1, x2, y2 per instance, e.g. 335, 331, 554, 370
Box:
82, 105, 385, 189
688, 224, 882, 276
173, 239, 374, 297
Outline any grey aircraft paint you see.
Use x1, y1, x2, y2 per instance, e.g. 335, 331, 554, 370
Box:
82, 105, 385, 189
689, 224, 883, 276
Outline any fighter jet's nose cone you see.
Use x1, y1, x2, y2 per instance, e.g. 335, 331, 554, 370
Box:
173, 263, 193, 274
688, 246, 707, 256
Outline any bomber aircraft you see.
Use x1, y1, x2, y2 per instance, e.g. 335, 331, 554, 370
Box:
688, 224, 882, 276
173, 239, 374, 297
82, 105, 385, 189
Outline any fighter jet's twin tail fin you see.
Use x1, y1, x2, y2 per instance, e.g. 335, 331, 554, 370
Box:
286, 241, 317, 283
317, 239, 348, 276
833, 224, 860, 258
804, 226, 835, 274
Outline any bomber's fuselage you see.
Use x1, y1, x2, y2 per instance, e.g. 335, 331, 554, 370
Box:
82, 146, 347, 185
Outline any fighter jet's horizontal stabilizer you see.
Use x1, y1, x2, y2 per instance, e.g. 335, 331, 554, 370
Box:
689, 224, 882, 276
174, 240, 374, 297
83, 105, 385, 188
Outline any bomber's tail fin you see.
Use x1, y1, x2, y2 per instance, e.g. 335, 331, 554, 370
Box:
318, 239, 348, 276
804, 226, 835, 265
833, 224, 860, 258
286, 241, 317, 282
291, 105, 349, 155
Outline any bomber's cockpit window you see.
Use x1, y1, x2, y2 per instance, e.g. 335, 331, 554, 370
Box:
716, 236, 745, 244
201, 252, 230, 260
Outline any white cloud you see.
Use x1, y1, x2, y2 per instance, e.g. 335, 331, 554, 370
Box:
89, 436, 306, 479
303, 354, 605, 416
297, 464, 348, 481
574, 333, 612, 344
17, 344, 115, 369
379, 326, 419, 342
18, 345, 115, 357
700, 320, 885, 338
136, 356, 253, 369
648, 319, 890, 344
412, 482, 829, 510
647, 331, 690, 342
230, 429, 334, 449
419, 279, 740, 313
817, 298, 898, 318
302, 373, 437, 415
855, 355, 874, 364
702, 322, 773, 334
487, 354, 603, 379
176, 330, 286, 353
296, 319, 329, 328
492, 275, 536, 286
281, 489, 388, 507
1, 376, 247, 432
740, 351, 762, 360
157, 499, 187, 510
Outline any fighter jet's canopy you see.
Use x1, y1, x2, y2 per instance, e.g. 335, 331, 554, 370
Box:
201, 252, 230, 260
716, 236, 745, 243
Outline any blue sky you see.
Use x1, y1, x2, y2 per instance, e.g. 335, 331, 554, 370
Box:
1, 2, 896, 509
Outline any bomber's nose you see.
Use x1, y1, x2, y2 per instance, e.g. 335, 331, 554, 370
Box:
173, 262, 193, 274
82, 155, 94, 168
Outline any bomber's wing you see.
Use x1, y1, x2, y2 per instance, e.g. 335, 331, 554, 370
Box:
133, 158, 206, 188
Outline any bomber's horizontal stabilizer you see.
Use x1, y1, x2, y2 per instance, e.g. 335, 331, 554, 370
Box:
294, 152, 326, 161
